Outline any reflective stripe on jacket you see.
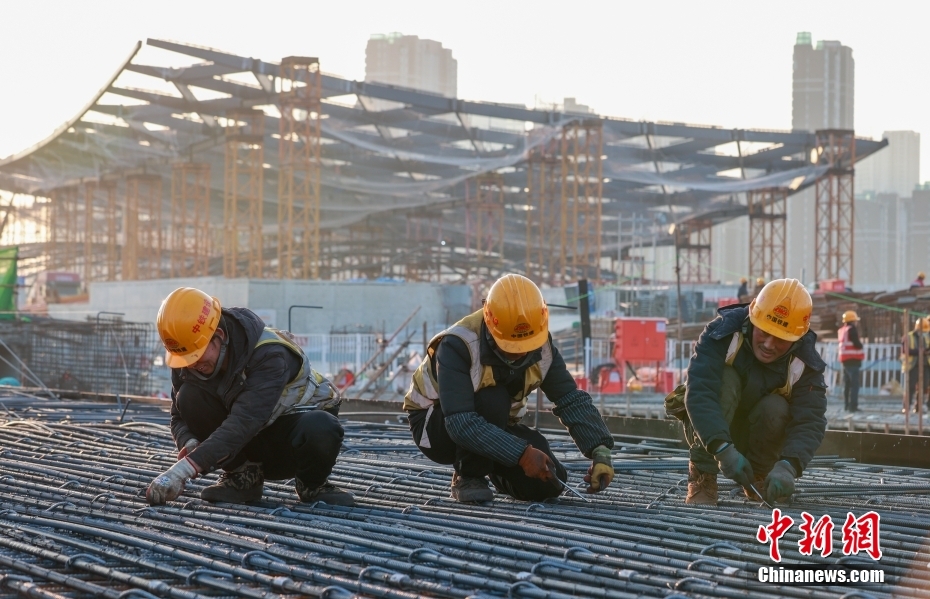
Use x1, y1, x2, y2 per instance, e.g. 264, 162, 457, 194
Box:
725, 331, 805, 398
403, 311, 553, 424
837, 324, 865, 362
255, 328, 341, 427
902, 331, 930, 371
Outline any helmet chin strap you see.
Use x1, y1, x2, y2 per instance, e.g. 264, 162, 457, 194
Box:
189, 320, 229, 381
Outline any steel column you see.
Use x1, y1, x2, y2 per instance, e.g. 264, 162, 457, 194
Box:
814, 129, 856, 284
404, 213, 443, 282
525, 141, 560, 286
278, 56, 322, 279
465, 173, 506, 280
678, 219, 713, 283
224, 108, 265, 279
170, 162, 211, 278
560, 121, 603, 284
747, 188, 788, 281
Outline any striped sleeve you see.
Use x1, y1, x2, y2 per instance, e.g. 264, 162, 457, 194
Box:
444, 411, 529, 467
551, 389, 615, 457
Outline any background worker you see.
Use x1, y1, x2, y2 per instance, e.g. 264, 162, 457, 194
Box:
146, 287, 353, 506
752, 277, 766, 296
902, 317, 930, 414
737, 277, 749, 300
838, 310, 865, 413
678, 279, 827, 506
911, 272, 926, 289
404, 273, 615, 503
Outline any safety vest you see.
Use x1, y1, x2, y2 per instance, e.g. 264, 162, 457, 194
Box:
902, 331, 930, 371
254, 328, 341, 427
725, 331, 806, 399
837, 324, 865, 362
403, 311, 553, 424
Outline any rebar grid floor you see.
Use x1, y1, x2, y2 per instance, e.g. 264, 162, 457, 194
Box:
1, 401, 928, 598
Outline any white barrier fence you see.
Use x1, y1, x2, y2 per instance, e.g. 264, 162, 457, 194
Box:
290, 333, 382, 377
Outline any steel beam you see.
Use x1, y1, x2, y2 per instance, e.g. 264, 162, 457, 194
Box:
814, 130, 856, 284
748, 188, 788, 281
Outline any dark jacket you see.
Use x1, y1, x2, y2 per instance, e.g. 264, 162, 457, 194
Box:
684, 304, 827, 475
169, 307, 300, 472
436, 321, 614, 466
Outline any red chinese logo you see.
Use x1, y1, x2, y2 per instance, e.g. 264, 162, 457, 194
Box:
773, 304, 790, 318
798, 512, 834, 557
757, 508, 794, 562
842, 511, 882, 560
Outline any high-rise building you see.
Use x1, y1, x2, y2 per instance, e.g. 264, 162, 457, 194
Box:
365, 33, 457, 98
856, 130, 920, 198
792, 32, 854, 131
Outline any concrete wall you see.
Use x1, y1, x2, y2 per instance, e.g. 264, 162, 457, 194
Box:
50, 277, 474, 334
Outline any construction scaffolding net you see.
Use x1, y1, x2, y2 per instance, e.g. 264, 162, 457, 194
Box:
0, 316, 160, 395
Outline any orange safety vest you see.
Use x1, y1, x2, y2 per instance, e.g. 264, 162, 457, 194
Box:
837, 324, 865, 362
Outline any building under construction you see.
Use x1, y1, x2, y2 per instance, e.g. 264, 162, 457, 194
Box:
0, 39, 886, 291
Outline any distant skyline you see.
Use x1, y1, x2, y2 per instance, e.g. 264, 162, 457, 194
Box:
1, 0, 928, 180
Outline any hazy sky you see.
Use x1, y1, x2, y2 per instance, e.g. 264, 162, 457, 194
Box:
2, 0, 928, 177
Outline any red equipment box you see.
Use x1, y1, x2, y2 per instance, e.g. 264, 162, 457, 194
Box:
818, 279, 846, 293
613, 317, 667, 363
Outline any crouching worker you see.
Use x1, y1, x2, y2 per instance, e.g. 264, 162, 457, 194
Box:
404, 273, 615, 502
668, 279, 827, 506
146, 287, 353, 507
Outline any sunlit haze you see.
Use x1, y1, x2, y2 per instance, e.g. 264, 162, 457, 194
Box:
1, 0, 928, 177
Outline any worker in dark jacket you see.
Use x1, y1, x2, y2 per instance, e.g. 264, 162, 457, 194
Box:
736, 277, 749, 300
838, 310, 865, 412
902, 317, 930, 413
146, 287, 353, 506
404, 274, 615, 502
680, 278, 827, 506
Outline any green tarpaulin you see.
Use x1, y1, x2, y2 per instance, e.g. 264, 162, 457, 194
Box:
0, 247, 17, 318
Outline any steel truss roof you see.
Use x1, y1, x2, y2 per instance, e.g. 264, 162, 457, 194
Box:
0, 38, 887, 269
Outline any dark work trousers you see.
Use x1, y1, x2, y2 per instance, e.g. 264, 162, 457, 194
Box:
841, 360, 861, 412
408, 385, 567, 501
907, 363, 930, 409
176, 384, 343, 488
685, 366, 790, 479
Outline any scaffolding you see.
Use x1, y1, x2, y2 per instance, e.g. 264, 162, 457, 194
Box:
465, 173, 506, 280
616, 213, 657, 285
224, 108, 265, 279
560, 121, 603, 284
123, 174, 163, 280
815, 129, 856, 283
679, 219, 713, 283
278, 56, 322, 279
170, 162, 211, 278
48, 186, 79, 273
525, 141, 560, 286
404, 212, 443, 282
747, 187, 788, 280
102, 181, 118, 281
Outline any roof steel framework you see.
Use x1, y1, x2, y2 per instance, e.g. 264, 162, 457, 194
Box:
0, 39, 887, 283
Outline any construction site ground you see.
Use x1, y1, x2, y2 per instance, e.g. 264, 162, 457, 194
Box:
2, 392, 930, 597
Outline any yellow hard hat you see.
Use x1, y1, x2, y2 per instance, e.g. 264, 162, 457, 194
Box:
157, 287, 222, 368
756, 277, 766, 286
483, 274, 549, 353
740, 277, 748, 284
919, 272, 927, 280
842, 310, 859, 323
916, 317, 930, 332
749, 278, 812, 342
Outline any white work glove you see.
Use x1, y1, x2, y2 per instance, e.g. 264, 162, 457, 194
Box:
177, 438, 199, 460
146, 457, 199, 505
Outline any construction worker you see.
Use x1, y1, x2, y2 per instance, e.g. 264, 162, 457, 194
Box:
146, 287, 353, 506
838, 311, 865, 412
911, 272, 926, 289
752, 277, 766, 296
673, 279, 827, 506
737, 277, 749, 299
404, 273, 615, 502
902, 317, 930, 413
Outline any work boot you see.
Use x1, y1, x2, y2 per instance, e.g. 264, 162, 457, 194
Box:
685, 462, 718, 506
450, 472, 494, 503
201, 462, 264, 504
295, 479, 355, 506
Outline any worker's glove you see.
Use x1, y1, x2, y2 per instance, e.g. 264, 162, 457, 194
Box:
763, 460, 797, 503
584, 445, 614, 493
177, 438, 199, 461
146, 457, 199, 506
518, 446, 556, 484
714, 444, 755, 488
